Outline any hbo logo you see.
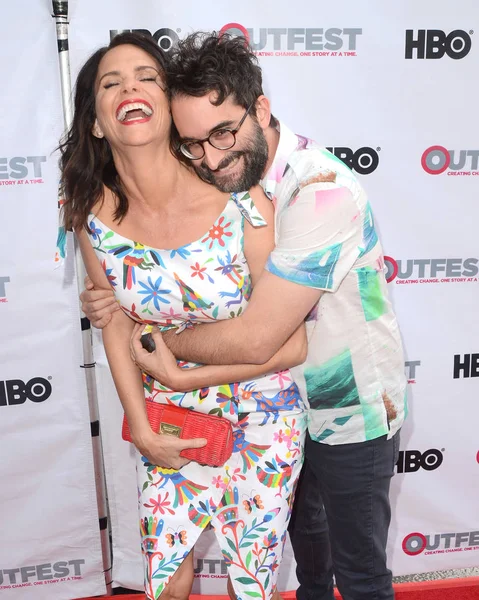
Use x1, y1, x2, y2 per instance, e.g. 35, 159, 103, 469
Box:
405, 29, 472, 59
110, 28, 180, 51
326, 147, 379, 175
396, 449, 444, 473
0, 378, 52, 406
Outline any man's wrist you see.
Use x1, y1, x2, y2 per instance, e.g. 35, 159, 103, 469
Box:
161, 328, 179, 354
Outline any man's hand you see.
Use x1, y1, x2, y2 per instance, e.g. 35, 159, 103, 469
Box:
134, 428, 207, 470
80, 275, 119, 328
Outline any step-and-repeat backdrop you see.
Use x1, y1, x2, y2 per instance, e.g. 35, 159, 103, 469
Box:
0, 2, 106, 599
1, 0, 477, 598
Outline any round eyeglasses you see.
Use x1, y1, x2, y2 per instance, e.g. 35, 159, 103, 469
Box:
179, 102, 254, 160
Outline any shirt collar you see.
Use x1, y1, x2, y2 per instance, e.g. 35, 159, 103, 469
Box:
260, 120, 299, 199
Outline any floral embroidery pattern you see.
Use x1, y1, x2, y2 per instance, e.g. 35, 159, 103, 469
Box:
85, 194, 306, 600
201, 215, 233, 250
138, 275, 171, 314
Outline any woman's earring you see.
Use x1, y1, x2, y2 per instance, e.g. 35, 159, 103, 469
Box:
92, 120, 104, 139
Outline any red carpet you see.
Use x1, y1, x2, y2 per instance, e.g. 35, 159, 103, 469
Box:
393, 578, 479, 600
81, 577, 479, 600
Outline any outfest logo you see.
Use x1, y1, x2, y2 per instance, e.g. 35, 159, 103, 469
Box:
0, 559, 85, 590
405, 360, 420, 384
218, 23, 363, 57
0, 276, 10, 303
421, 146, 479, 176
0, 156, 46, 187
402, 531, 479, 556
194, 558, 228, 579
384, 256, 478, 285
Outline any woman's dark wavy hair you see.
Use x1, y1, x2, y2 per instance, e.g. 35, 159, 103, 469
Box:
167, 32, 277, 156
59, 32, 168, 231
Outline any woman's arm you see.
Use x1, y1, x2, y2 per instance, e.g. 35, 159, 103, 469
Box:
76, 227, 206, 468
130, 186, 307, 391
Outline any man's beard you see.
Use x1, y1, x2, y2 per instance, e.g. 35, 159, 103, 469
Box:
194, 122, 269, 192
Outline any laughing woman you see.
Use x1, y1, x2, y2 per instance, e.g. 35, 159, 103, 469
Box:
58, 33, 306, 600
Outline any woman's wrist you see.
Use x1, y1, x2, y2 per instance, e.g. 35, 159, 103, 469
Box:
131, 423, 156, 452
170, 367, 194, 393
142, 363, 186, 392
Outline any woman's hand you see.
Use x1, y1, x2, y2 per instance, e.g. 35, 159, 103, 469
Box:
133, 427, 206, 471
129, 323, 192, 391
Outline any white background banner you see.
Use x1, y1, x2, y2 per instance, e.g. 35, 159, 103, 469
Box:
1, 0, 478, 597
0, 1, 105, 598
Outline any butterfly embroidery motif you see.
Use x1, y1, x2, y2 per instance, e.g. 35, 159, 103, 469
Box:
165, 528, 188, 547
243, 492, 264, 513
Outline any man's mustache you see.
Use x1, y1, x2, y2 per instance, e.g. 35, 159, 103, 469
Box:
199, 151, 245, 175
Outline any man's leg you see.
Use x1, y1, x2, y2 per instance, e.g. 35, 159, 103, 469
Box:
310, 430, 400, 600
288, 454, 335, 600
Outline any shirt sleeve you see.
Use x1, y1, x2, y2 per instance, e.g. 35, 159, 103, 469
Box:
266, 182, 363, 292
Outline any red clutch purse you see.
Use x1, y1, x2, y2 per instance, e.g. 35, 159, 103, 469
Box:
121, 401, 234, 467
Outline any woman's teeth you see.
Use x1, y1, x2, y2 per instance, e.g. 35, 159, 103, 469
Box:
117, 102, 153, 122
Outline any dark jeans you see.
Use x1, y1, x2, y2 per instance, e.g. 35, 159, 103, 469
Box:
288, 430, 400, 600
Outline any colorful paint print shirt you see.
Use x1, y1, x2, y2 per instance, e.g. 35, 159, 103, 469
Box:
262, 122, 407, 445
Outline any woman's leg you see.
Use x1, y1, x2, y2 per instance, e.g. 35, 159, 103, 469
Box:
227, 575, 236, 600
157, 550, 194, 600
213, 410, 307, 600
137, 451, 218, 600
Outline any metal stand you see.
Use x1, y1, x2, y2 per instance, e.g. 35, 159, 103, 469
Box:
51, 1, 113, 593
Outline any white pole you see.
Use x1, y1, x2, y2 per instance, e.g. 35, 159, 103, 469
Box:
51, 1, 113, 593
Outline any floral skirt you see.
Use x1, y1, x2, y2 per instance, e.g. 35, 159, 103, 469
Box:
137, 409, 306, 600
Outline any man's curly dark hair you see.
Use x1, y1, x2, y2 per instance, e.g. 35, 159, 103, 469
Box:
167, 31, 276, 122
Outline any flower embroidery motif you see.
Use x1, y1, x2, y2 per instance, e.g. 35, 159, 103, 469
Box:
138, 275, 171, 311
273, 418, 302, 458
273, 430, 286, 444
228, 467, 246, 483
201, 216, 233, 250
169, 245, 193, 260
263, 529, 278, 550
216, 383, 239, 415
101, 259, 117, 288
212, 475, 229, 491
144, 492, 175, 516
190, 262, 207, 280
269, 370, 291, 389
89, 219, 102, 240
